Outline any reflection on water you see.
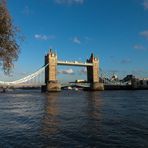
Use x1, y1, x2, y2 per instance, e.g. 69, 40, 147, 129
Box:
41, 93, 60, 136
0, 90, 148, 147
87, 92, 102, 120
86, 92, 102, 132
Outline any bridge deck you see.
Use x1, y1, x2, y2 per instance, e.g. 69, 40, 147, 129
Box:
57, 61, 93, 67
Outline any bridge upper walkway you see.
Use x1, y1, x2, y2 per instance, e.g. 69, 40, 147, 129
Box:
57, 61, 93, 67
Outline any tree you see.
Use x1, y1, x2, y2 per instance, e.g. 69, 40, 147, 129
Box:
0, 0, 20, 74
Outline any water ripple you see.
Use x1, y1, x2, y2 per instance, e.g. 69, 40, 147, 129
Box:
0, 90, 148, 147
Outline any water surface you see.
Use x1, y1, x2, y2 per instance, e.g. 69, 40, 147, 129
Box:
0, 90, 148, 147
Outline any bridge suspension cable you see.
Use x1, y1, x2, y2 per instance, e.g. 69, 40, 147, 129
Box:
0, 64, 48, 86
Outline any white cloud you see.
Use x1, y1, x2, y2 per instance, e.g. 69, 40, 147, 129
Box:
140, 30, 148, 39
143, 0, 148, 9
58, 68, 74, 74
34, 34, 55, 40
79, 68, 87, 74
55, 0, 84, 5
73, 37, 81, 44
84, 36, 92, 41
133, 44, 146, 50
72, 36, 92, 44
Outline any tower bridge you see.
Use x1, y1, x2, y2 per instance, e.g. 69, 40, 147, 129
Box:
0, 49, 104, 91
43, 49, 104, 92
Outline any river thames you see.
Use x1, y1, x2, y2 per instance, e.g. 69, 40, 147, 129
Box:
0, 90, 148, 147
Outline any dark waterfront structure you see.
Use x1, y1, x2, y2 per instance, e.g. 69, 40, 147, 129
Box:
42, 50, 104, 92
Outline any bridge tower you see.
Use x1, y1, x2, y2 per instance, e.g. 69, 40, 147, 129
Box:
87, 53, 104, 90
43, 49, 61, 92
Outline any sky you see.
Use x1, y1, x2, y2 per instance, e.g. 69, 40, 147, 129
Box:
1, 0, 148, 82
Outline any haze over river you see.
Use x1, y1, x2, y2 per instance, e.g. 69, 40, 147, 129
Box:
0, 90, 148, 147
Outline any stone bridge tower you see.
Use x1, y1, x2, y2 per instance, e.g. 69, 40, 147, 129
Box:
87, 53, 104, 90
43, 49, 61, 92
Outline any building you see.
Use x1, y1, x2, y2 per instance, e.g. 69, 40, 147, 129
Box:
132, 78, 148, 89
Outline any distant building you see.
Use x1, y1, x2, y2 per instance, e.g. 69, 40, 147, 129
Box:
121, 74, 135, 85
111, 74, 118, 81
122, 75, 135, 82
132, 78, 148, 89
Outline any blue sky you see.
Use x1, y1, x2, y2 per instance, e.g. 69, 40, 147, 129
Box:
1, 0, 148, 82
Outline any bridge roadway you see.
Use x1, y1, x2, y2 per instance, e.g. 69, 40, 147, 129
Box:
57, 61, 93, 67
0, 83, 90, 89
0, 84, 44, 88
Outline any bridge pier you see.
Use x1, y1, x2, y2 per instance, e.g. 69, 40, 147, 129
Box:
90, 82, 104, 91
46, 81, 61, 92
41, 81, 61, 92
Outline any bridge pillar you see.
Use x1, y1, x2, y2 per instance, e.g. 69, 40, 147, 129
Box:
42, 49, 61, 92
87, 53, 104, 91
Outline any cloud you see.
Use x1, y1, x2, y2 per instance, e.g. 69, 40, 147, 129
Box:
140, 30, 148, 39
84, 36, 92, 41
54, 0, 84, 5
79, 68, 87, 74
73, 37, 81, 44
58, 68, 74, 74
121, 58, 132, 64
133, 44, 147, 50
34, 34, 55, 40
143, 0, 148, 9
